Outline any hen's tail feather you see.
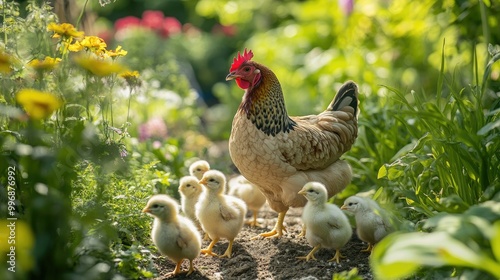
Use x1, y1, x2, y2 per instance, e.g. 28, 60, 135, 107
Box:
328, 81, 359, 116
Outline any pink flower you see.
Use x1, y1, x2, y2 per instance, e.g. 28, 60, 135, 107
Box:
339, 0, 354, 15
161, 17, 182, 38
212, 24, 237, 37
115, 16, 141, 31
138, 117, 168, 142
141, 10, 164, 32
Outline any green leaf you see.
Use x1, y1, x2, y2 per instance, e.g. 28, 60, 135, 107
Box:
492, 221, 500, 262
377, 165, 388, 179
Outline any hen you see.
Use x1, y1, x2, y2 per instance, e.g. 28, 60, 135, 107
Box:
226, 49, 359, 238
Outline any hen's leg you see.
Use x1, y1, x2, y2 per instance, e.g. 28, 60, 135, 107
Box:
201, 237, 219, 256
297, 245, 320, 261
254, 211, 287, 238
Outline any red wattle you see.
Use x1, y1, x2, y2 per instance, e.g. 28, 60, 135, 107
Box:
236, 78, 250, 89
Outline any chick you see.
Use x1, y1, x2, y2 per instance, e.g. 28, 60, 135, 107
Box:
189, 160, 211, 180
341, 195, 393, 252
227, 175, 267, 227
297, 182, 352, 263
196, 170, 247, 258
142, 194, 201, 276
178, 176, 203, 227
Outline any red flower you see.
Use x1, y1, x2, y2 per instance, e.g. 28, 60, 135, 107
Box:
115, 16, 141, 31
161, 17, 182, 38
141, 10, 164, 32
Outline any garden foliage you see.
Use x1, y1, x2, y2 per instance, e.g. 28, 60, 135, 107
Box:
0, 0, 499, 279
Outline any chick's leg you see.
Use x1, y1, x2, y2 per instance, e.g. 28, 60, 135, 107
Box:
172, 260, 183, 275
298, 224, 306, 237
297, 245, 320, 261
327, 249, 346, 263
186, 259, 195, 276
219, 239, 234, 258
254, 211, 287, 238
246, 211, 259, 227
201, 237, 219, 256
361, 243, 373, 252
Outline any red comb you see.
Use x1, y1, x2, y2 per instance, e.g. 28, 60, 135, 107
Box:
230, 48, 253, 72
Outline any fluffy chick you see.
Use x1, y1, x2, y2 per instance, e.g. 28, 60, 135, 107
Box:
341, 196, 393, 252
196, 170, 247, 258
227, 175, 267, 227
298, 182, 352, 263
189, 160, 211, 180
142, 194, 201, 276
178, 176, 203, 227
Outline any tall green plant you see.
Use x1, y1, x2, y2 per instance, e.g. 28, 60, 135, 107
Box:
372, 43, 500, 278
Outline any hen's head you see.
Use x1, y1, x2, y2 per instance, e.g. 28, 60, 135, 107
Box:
226, 48, 262, 90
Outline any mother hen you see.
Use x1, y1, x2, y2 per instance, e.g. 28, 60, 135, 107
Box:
226, 49, 359, 238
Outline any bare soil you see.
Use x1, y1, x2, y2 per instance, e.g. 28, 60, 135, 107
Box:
152, 205, 373, 280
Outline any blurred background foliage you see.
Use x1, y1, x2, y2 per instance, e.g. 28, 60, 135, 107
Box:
1, 0, 499, 279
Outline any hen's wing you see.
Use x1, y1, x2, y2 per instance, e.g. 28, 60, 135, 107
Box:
283, 81, 358, 170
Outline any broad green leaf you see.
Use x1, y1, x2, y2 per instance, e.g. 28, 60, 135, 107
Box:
492, 221, 500, 261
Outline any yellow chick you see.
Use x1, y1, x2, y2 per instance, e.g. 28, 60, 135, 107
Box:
189, 160, 211, 180
341, 195, 393, 252
142, 194, 201, 276
196, 170, 247, 258
178, 176, 203, 227
297, 182, 352, 263
227, 175, 267, 227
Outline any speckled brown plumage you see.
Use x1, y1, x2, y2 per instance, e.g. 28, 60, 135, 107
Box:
227, 53, 358, 237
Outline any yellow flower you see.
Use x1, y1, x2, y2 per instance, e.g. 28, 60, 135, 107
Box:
16, 89, 63, 120
79, 36, 107, 55
107, 46, 128, 58
67, 41, 84, 52
28, 56, 61, 71
74, 56, 127, 77
0, 51, 12, 73
47, 22, 84, 39
120, 70, 141, 87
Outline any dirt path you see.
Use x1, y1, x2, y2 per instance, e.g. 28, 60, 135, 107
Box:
153, 205, 373, 280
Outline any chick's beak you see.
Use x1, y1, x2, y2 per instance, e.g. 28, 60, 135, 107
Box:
225, 72, 240, 81
340, 205, 347, 210
198, 178, 207, 185
142, 207, 151, 213
298, 189, 306, 196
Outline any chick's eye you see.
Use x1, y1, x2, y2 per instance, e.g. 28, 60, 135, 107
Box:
152, 204, 159, 208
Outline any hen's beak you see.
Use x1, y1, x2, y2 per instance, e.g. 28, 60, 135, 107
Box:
142, 207, 151, 213
226, 72, 240, 81
298, 189, 306, 195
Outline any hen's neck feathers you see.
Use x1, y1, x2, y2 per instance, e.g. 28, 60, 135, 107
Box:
239, 63, 296, 136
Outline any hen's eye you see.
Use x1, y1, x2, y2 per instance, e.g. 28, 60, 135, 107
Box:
243, 67, 251, 72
